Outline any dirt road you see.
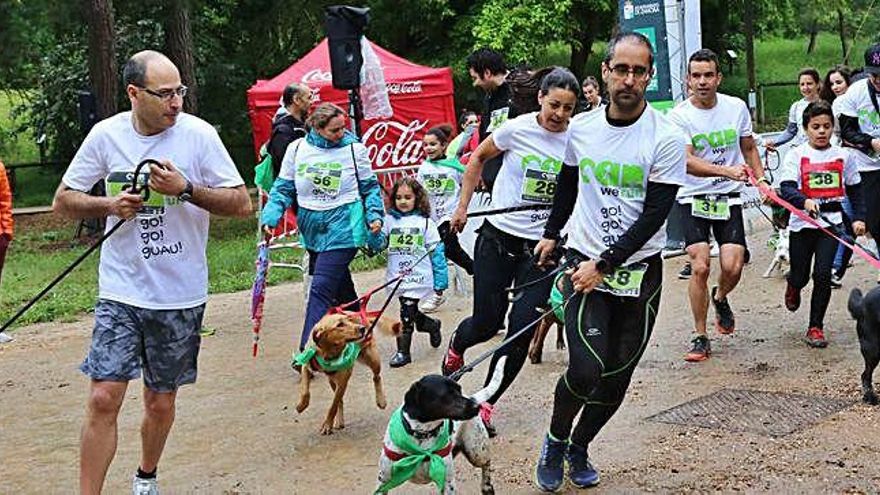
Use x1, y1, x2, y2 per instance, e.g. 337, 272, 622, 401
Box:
2, 229, 879, 493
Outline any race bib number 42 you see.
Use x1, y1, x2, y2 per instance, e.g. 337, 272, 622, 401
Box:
596, 263, 647, 298
388, 227, 424, 254
691, 196, 730, 221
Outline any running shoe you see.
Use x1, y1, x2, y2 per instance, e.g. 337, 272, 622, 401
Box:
711, 286, 735, 334
566, 442, 600, 488
535, 434, 567, 492
419, 293, 447, 314
132, 476, 159, 495
440, 340, 464, 376
678, 262, 692, 280
685, 335, 711, 362
784, 283, 801, 312
804, 327, 828, 348
479, 402, 498, 438
830, 272, 843, 289
0, 332, 13, 344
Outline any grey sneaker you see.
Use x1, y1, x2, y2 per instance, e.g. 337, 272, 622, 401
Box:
132, 476, 159, 495
0, 332, 13, 344
419, 293, 447, 313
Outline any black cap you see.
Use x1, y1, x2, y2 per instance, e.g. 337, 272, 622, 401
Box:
865, 43, 880, 74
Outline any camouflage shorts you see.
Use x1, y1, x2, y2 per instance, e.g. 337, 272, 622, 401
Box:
80, 299, 205, 392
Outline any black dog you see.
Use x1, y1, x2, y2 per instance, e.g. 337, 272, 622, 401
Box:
847, 288, 880, 405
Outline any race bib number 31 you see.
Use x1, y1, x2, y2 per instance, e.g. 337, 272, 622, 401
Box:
691, 196, 730, 220
106, 171, 167, 216
597, 263, 647, 297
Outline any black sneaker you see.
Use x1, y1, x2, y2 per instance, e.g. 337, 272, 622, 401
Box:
566, 442, 600, 488
421, 317, 442, 348
678, 262, 692, 280
711, 286, 735, 334
830, 272, 843, 289
684, 335, 711, 362
535, 434, 567, 492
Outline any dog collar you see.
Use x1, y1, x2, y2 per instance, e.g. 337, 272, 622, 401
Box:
401, 414, 446, 440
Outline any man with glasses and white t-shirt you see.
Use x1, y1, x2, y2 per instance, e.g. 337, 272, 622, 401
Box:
53, 50, 251, 495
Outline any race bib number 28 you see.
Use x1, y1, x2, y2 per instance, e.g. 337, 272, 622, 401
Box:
521, 169, 558, 203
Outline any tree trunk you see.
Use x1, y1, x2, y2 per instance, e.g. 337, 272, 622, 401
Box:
568, 5, 601, 82
838, 8, 849, 64
806, 18, 819, 54
83, 0, 117, 121
164, 0, 198, 114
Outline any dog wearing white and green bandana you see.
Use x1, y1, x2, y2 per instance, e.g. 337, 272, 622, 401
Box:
375, 357, 506, 494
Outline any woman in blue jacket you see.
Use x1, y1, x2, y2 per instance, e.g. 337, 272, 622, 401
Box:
261, 103, 385, 351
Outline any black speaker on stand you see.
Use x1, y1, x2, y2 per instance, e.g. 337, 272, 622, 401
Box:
325, 5, 370, 137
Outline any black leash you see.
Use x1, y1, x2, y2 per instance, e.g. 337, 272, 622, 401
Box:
814, 211, 880, 262
465, 203, 551, 218
0, 159, 158, 333
449, 291, 578, 382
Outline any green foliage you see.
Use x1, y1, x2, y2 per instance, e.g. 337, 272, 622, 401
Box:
472, 0, 573, 66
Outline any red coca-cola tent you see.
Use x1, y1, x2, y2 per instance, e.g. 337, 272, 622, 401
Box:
246, 38, 456, 171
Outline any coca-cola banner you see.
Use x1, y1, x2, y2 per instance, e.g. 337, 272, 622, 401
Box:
247, 38, 457, 171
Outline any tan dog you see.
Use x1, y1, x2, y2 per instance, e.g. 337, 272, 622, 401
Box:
296, 313, 401, 434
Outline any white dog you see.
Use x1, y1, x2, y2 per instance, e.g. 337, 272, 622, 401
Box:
763, 228, 790, 278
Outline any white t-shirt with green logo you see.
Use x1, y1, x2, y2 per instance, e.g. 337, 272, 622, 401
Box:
62, 112, 244, 310
787, 98, 811, 148
416, 160, 463, 224
834, 78, 880, 172
487, 112, 569, 240
668, 93, 753, 202
382, 213, 442, 299
778, 143, 860, 232
564, 106, 687, 263
278, 139, 373, 210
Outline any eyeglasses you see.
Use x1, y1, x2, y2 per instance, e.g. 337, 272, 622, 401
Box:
608, 64, 650, 79
138, 85, 188, 101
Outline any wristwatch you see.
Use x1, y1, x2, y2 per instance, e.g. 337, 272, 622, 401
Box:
178, 180, 194, 202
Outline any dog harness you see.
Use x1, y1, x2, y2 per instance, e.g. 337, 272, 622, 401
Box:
292, 341, 364, 373
376, 407, 452, 494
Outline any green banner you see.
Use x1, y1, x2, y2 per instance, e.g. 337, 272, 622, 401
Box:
620, 0, 673, 103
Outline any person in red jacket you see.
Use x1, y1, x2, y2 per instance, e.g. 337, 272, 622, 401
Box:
0, 159, 14, 343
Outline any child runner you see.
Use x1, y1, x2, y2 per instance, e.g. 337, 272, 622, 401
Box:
417, 124, 475, 292
779, 100, 865, 347
384, 177, 448, 367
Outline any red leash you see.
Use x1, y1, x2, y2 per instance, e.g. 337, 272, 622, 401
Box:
746, 169, 880, 270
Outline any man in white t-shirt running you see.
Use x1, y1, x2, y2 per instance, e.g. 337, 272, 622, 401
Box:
532, 32, 686, 491
53, 51, 251, 495
667, 49, 765, 363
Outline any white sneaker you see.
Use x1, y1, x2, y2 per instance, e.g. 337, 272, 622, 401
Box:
0, 332, 13, 344
419, 293, 447, 313
132, 476, 159, 495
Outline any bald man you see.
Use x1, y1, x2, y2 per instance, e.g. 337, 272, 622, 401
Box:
53, 50, 251, 495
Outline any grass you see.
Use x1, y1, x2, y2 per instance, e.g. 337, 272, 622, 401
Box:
0, 213, 383, 330
0, 90, 38, 163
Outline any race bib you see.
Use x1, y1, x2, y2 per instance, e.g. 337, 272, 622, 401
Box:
388, 227, 424, 254
691, 196, 730, 221
423, 174, 455, 195
521, 169, 558, 203
106, 171, 170, 217
303, 162, 342, 196
807, 171, 841, 191
486, 107, 510, 133
596, 263, 647, 298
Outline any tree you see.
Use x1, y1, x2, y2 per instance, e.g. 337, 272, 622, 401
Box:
164, 0, 198, 114
83, 0, 118, 120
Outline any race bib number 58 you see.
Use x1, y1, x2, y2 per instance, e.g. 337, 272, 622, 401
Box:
596, 263, 647, 298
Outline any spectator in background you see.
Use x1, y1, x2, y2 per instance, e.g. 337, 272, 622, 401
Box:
466, 48, 513, 191
446, 109, 478, 162
821, 65, 852, 105
577, 76, 606, 114
765, 68, 822, 151
0, 159, 13, 344
268, 83, 311, 177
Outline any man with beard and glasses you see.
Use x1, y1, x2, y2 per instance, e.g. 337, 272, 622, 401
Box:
531, 33, 686, 491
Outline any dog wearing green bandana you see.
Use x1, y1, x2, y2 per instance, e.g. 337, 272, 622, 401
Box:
294, 312, 401, 435
375, 357, 506, 494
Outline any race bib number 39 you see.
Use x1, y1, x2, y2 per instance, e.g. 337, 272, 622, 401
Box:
521, 169, 558, 203
691, 196, 730, 221
423, 174, 455, 195
106, 171, 167, 216
596, 263, 647, 298
389, 227, 425, 254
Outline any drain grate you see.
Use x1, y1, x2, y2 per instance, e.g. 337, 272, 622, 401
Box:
647, 389, 854, 437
